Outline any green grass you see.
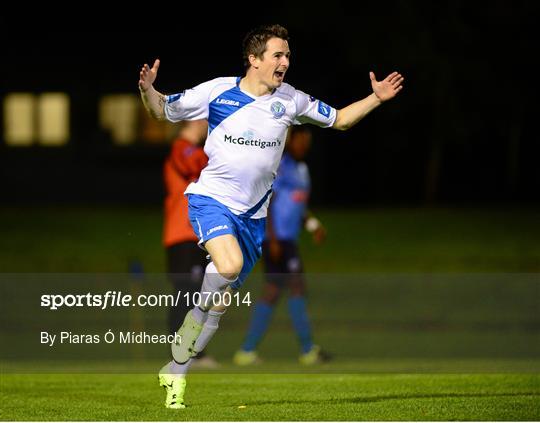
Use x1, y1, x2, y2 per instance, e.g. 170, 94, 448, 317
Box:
1, 371, 539, 420
0, 206, 538, 272
1, 206, 539, 420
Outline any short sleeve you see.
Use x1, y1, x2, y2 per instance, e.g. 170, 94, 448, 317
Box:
293, 89, 337, 127
164, 79, 217, 122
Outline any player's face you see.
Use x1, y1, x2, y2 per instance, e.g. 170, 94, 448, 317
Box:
258, 37, 290, 89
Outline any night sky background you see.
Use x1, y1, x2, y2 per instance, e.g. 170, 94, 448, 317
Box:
1, 1, 538, 207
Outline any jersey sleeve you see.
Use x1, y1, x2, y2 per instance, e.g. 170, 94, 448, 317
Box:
164, 79, 217, 122
293, 89, 337, 127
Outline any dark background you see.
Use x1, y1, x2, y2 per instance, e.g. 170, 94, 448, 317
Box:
1, 1, 538, 207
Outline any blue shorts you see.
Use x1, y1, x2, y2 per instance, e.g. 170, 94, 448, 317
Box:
187, 194, 266, 289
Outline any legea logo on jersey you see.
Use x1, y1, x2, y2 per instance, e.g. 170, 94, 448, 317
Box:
207, 225, 229, 236
224, 134, 282, 149
270, 101, 286, 119
318, 101, 331, 118
216, 98, 240, 106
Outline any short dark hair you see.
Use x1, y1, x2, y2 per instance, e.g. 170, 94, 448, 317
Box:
242, 24, 289, 69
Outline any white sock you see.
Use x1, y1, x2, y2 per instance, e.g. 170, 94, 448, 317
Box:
193, 309, 225, 353
192, 306, 207, 325
169, 359, 192, 376
200, 262, 236, 309
189, 260, 234, 325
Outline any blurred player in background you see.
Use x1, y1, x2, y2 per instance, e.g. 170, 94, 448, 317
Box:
163, 120, 218, 368
233, 125, 331, 366
139, 23, 404, 409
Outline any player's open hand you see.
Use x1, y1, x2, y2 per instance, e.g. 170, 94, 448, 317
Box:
370, 71, 404, 102
139, 59, 160, 92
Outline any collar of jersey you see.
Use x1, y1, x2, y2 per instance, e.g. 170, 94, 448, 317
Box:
236, 76, 277, 100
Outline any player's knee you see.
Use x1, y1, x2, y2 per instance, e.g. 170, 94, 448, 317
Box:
289, 279, 306, 297
289, 285, 306, 297
210, 303, 228, 313
262, 284, 281, 305
213, 257, 243, 280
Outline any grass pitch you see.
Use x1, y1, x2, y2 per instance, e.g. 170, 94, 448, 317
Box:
0, 206, 538, 273
1, 370, 539, 421
1, 206, 539, 420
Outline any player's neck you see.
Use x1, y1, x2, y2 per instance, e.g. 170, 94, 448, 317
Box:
239, 75, 273, 98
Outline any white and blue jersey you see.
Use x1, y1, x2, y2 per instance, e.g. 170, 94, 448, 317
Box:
165, 77, 335, 286
164, 77, 336, 219
270, 152, 311, 241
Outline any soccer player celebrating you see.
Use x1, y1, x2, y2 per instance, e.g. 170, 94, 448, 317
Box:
138, 24, 404, 409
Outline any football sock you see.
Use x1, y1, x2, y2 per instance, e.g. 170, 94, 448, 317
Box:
200, 261, 236, 309
241, 301, 274, 352
193, 309, 225, 353
192, 306, 207, 325
288, 296, 313, 353
169, 358, 192, 376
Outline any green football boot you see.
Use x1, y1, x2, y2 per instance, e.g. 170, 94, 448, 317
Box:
232, 349, 262, 366
298, 345, 333, 365
158, 363, 187, 409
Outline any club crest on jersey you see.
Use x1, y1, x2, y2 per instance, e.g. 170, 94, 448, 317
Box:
318, 101, 331, 118
271, 101, 286, 119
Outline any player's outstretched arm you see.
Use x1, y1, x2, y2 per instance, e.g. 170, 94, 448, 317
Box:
138, 59, 167, 120
332, 71, 404, 131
